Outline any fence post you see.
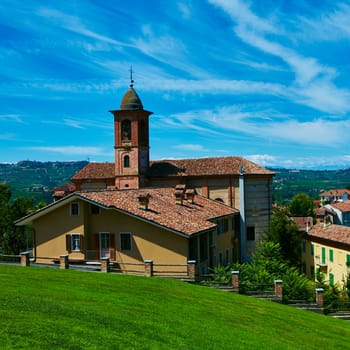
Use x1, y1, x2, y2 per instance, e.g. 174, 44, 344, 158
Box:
59, 254, 69, 269
101, 257, 110, 273
144, 260, 153, 277
315, 288, 324, 307
187, 260, 197, 282
232, 270, 240, 290
20, 252, 30, 267
274, 279, 283, 298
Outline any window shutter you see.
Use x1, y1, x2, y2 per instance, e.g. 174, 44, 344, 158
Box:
93, 233, 100, 260
109, 233, 115, 260
79, 235, 84, 251
66, 234, 72, 252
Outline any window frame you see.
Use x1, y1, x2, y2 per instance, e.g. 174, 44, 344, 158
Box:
120, 232, 132, 251
66, 233, 83, 252
90, 204, 100, 215
70, 202, 80, 216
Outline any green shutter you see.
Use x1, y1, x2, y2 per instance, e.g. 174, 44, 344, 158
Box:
311, 244, 314, 256
329, 249, 334, 263
347, 255, 350, 267
322, 247, 326, 265
329, 273, 334, 285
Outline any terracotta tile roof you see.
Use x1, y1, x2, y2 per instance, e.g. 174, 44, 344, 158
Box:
305, 223, 350, 247
329, 201, 350, 212
78, 187, 238, 236
52, 183, 76, 192
315, 206, 335, 216
320, 189, 350, 197
148, 156, 274, 177
71, 162, 114, 180
292, 217, 313, 230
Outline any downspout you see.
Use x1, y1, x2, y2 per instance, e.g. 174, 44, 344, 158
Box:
239, 167, 247, 262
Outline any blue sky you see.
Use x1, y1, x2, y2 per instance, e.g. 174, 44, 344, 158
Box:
1, 0, 350, 169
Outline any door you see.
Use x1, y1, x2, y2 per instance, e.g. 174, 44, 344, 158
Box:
99, 232, 110, 258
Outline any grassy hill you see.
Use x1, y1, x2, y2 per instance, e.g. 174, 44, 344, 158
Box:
1, 265, 350, 349
270, 167, 350, 202
0, 160, 88, 204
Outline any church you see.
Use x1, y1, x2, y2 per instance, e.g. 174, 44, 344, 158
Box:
16, 78, 274, 273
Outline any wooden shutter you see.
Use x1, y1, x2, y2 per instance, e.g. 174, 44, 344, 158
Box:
79, 235, 84, 252
110, 233, 115, 260
93, 233, 99, 260
66, 234, 71, 252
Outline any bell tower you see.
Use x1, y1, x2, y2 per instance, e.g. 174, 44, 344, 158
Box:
109, 72, 153, 189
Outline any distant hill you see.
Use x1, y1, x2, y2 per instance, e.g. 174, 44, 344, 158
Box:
0, 160, 88, 204
270, 167, 350, 203
1, 161, 349, 204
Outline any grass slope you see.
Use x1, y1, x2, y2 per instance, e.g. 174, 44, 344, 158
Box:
1, 265, 350, 350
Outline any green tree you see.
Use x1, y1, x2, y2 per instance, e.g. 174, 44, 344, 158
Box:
0, 183, 35, 254
289, 193, 315, 218
265, 206, 301, 266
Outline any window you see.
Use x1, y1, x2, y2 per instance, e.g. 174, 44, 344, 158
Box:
66, 234, 83, 252
120, 232, 132, 251
91, 204, 100, 215
124, 155, 130, 168
121, 120, 131, 141
217, 218, 228, 234
321, 247, 326, 265
247, 226, 255, 241
346, 254, 350, 267
329, 249, 334, 263
70, 202, 80, 216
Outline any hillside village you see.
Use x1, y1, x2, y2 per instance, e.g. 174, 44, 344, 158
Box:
2, 79, 350, 305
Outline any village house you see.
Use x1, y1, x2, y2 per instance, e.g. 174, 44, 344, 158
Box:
302, 223, 350, 287
320, 189, 350, 204
16, 79, 274, 270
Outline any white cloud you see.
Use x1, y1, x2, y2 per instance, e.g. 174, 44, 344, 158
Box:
30, 146, 105, 156
172, 144, 206, 151
0, 114, 24, 123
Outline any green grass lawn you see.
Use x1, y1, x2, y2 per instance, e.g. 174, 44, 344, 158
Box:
1, 265, 350, 350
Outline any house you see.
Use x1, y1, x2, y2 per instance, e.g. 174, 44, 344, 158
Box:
320, 189, 350, 204
324, 201, 350, 227
301, 223, 350, 287
16, 78, 274, 267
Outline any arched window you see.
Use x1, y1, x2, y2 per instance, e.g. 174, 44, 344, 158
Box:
121, 120, 131, 141
124, 155, 130, 168
215, 198, 224, 203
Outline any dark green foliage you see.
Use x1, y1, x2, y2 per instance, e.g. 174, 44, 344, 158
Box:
0, 183, 35, 254
265, 206, 301, 266
289, 193, 315, 218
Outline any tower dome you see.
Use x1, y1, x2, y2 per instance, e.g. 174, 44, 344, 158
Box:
120, 78, 143, 111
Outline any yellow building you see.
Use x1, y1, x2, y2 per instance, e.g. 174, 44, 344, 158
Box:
302, 223, 350, 287
16, 186, 238, 274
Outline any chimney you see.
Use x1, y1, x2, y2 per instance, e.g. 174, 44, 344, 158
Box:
137, 193, 151, 210
185, 189, 195, 204
174, 189, 184, 205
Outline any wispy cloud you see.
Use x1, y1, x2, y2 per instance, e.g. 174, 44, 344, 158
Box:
29, 146, 106, 156
172, 144, 206, 152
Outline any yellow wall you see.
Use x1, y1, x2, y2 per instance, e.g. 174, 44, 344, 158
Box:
302, 238, 350, 287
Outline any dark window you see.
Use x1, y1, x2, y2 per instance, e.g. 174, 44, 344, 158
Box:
140, 120, 146, 143
217, 218, 228, 234
121, 120, 131, 141
199, 234, 208, 262
246, 226, 255, 241
91, 204, 100, 215
124, 155, 130, 168
70, 203, 79, 216
66, 234, 83, 252
120, 232, 132, 251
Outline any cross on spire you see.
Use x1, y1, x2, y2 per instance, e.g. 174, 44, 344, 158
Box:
129, 66, 134, 87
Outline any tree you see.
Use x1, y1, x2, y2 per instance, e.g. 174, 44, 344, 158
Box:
288, 193, 315, 218
0, 183, 35, 254
265, 206, 301, 266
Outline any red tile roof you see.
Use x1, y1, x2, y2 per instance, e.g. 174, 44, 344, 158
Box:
148, 156, 274, 177
329, 201, 350, 212
52, 183, 76, 192
78, 187, 238, 236
320, 189, 350, 197
71, 162, 114, 180
292, 217, 313, 230
305, 223, 350, 247
71, 157, 273, 181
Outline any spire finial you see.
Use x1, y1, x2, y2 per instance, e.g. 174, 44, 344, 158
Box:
129, 65, 134, 88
